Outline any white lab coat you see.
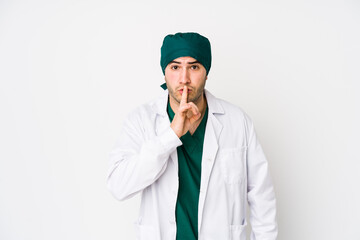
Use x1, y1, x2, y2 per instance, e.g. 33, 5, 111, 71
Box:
107, 89, 277, 240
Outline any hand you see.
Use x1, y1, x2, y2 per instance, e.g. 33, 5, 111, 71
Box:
170, 86, 201, 138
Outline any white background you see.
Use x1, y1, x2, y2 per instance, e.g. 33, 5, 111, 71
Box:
1, 0, 359, 239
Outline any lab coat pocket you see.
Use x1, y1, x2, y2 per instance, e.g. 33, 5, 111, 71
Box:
230, 224, 247, 239
134, 223, 156, 240
218, 147, 247, 184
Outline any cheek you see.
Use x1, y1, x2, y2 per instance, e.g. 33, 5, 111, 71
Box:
167, 73, 176, 80
193, 73, 207, 85
165, 71, 178, 82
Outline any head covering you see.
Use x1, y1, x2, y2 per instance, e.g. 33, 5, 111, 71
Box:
160, 32, 212, 75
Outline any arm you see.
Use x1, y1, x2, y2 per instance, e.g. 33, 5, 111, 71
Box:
245, 115, 278, 240
107, 111, 182, 201
107, 87, 200, 201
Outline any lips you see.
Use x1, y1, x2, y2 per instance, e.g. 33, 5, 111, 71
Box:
179, 88, 192, 94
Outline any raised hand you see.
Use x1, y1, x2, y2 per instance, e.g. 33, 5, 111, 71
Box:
170, 86, 202, 138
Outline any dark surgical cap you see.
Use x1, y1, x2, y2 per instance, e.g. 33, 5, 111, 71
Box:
160, 32, 212, 75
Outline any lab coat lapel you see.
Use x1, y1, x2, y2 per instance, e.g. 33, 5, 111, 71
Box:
152, 89, 224, 230
198, 90, 224, 232
152, 90, 179, 166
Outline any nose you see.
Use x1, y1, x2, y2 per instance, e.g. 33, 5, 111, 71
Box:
179, 68, 190, 84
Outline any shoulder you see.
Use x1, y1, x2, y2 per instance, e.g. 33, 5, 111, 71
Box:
206, 90, 255, 145
124, 94, 166, 123
220, 98, 247, 116
206, 89, 251, 123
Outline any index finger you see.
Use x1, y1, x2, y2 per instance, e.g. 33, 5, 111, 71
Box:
180, 86, 188, 105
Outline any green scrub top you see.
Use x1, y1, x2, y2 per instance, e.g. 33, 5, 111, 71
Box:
167, 99, 208, 240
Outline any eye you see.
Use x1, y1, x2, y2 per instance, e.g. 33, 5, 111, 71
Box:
190, 65, 199, 70
171, 65, 179, 70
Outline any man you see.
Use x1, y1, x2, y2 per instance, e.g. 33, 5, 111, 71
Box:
107, 32, 277, 240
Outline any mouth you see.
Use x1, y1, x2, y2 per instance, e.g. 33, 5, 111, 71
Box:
179, 88, 192, 95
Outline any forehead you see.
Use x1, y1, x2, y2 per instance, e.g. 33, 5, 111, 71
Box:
170, 56, 198, 64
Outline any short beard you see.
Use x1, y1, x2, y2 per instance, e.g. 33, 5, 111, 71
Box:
166, 78, 206, 105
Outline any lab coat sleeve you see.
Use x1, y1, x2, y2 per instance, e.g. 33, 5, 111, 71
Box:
107, 111, 182, 201
245, 115, 278, 240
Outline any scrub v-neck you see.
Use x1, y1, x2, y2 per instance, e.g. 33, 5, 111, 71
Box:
167, 99, 208, 240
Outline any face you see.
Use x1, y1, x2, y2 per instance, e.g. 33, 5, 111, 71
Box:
164, 56, 208, 105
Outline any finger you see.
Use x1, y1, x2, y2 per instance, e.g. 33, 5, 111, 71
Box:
186, 110, 193, 119
190, 112, 201, 122
179, 103, 191, 112
178, 104, 192, 114
180, 86, 188, 106
187, 102, 200, 116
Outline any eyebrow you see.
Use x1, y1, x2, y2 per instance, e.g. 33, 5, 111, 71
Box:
169, 60, 200, 64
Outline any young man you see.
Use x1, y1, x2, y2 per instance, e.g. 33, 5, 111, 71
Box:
107, 32, 278, 240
